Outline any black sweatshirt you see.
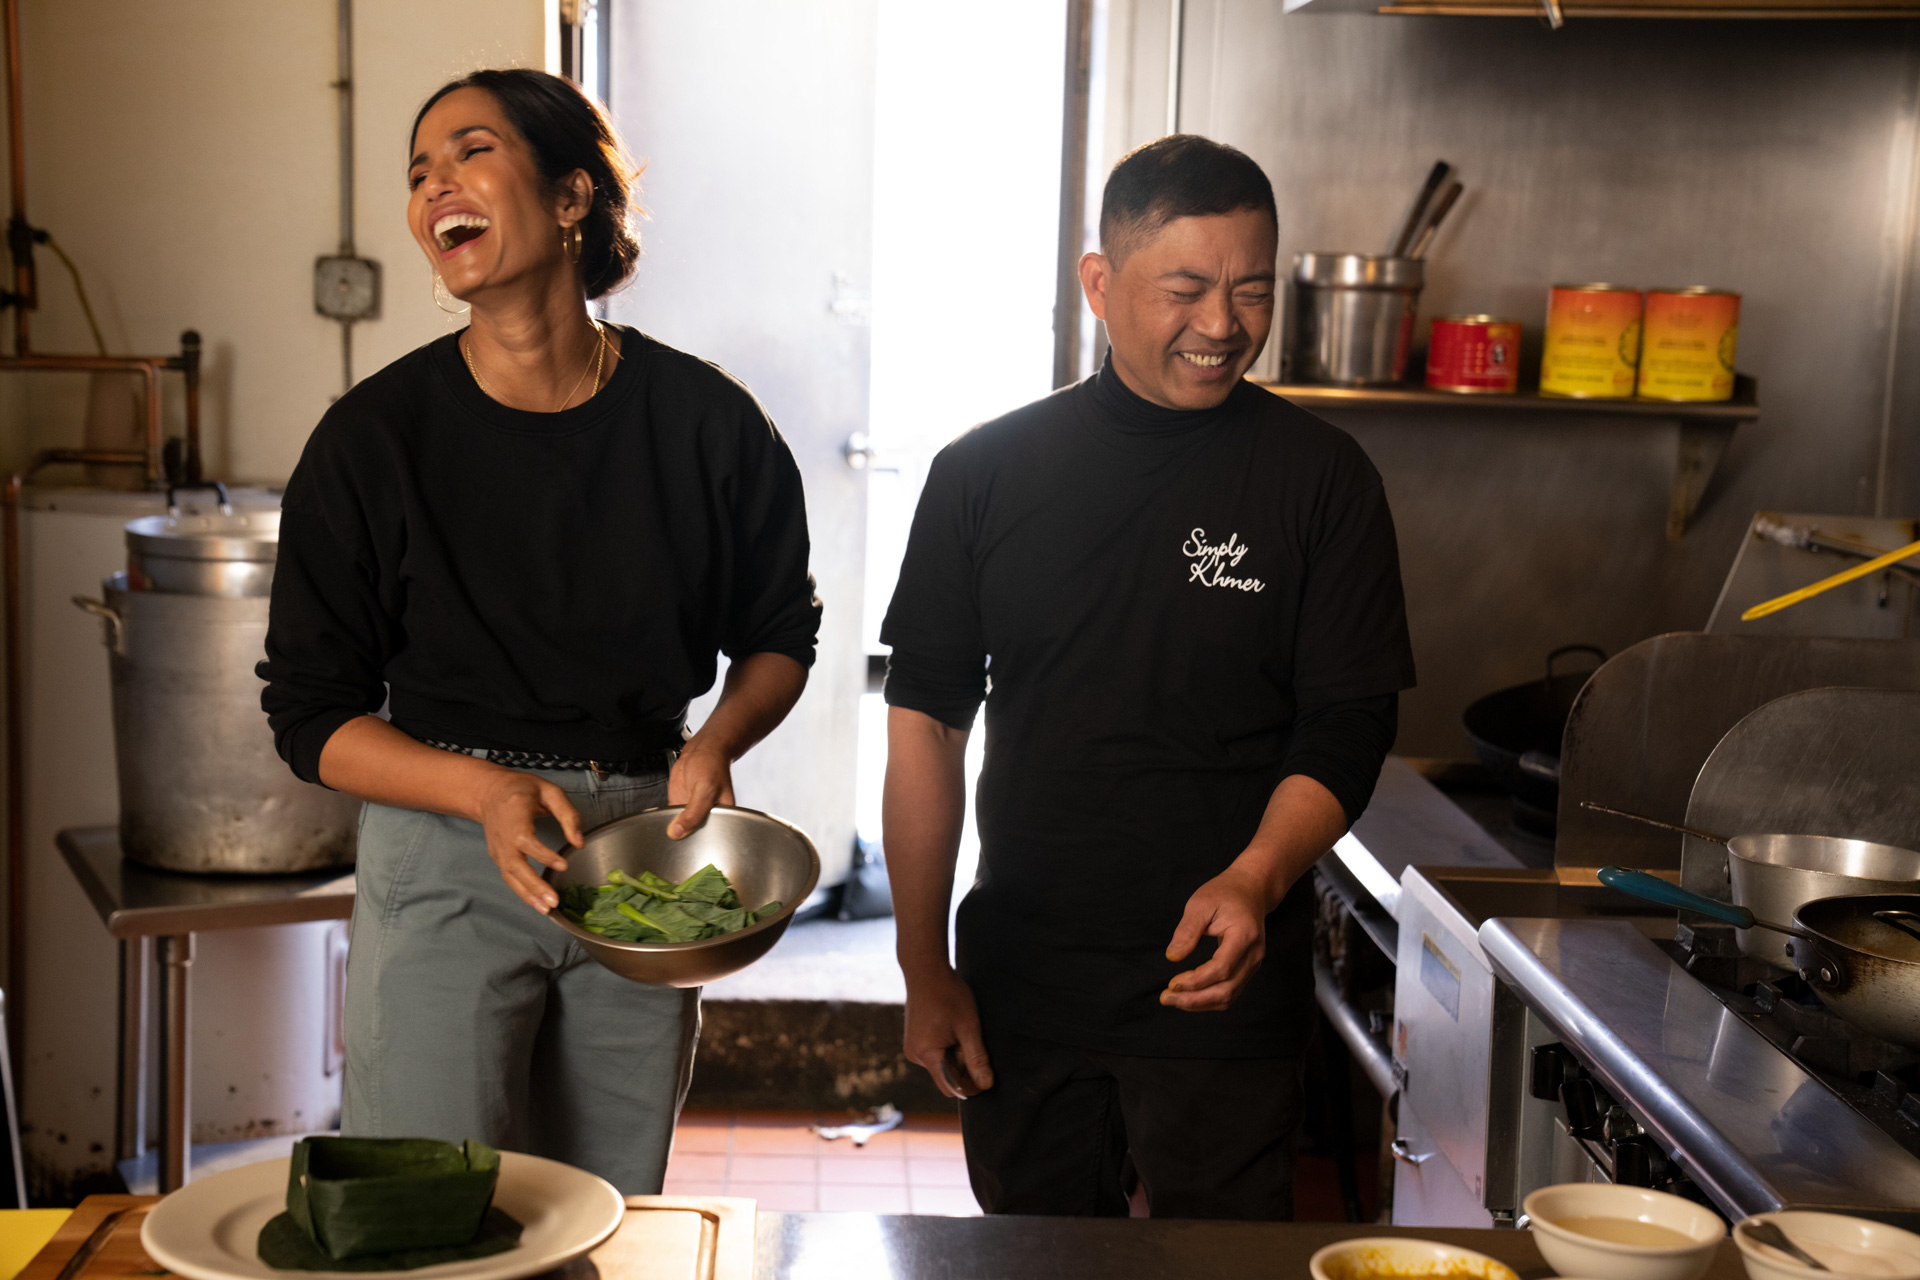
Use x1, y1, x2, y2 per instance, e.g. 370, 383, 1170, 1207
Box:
881, 360, 1415, 1058
259, 326, 820, 784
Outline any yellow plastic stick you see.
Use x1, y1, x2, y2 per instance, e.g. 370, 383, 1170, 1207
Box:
1741, 537, 1920, 621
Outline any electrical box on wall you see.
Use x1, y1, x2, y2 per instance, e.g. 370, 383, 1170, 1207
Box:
314, 255, 381, 321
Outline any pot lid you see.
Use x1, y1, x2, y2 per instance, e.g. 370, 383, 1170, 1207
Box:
126, 484, 280, 562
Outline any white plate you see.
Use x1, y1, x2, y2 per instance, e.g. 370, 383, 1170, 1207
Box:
140, 1152, 626, 1280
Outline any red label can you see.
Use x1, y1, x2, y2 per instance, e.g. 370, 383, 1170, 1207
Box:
1426, 315, 1522, 394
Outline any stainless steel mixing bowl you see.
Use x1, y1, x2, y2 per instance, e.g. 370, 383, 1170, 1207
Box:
544, 804, 819, 987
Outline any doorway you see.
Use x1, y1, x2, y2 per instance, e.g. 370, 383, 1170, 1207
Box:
607, 0, 1068, 898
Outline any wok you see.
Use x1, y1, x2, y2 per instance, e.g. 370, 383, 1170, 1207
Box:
1583, 802, 1920, 969
1462, 645, 1604, 838
1600, 867, 1920, 1050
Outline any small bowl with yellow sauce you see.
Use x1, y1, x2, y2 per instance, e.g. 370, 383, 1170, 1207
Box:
1523, 1184, 1725, 1280
1735, 1211, 1920, 1280
1307, 1237, 1519, 1280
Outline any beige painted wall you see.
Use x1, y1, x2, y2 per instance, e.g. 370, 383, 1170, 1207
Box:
0, 0, 549, 1199
6, 0, 550, 485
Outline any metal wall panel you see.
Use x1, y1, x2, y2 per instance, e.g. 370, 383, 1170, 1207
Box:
1111, 2, 1920, 755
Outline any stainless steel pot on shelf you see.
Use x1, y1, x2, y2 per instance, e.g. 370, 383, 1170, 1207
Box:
74, 489, 358, 874
1288, 252, 1424, 386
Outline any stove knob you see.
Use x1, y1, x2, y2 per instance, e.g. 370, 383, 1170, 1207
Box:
1603, 1105, 1642, 1143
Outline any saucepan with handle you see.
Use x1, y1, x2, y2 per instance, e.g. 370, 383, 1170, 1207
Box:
1598, 866, 1920, 1051
1583, 802, 1920, 970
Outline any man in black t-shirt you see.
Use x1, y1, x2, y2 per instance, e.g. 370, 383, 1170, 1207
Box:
881, 136, 1415, 1220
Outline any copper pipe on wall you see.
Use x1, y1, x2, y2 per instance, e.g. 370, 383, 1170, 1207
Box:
4, 0, 28, 355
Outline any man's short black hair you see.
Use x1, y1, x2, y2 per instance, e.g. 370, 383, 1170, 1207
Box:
1099, 134, 1277, 264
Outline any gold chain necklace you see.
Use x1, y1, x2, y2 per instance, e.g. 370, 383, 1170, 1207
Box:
463, 321, 612, 412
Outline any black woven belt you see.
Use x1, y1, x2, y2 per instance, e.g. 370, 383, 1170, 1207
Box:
422, 739, 674, 777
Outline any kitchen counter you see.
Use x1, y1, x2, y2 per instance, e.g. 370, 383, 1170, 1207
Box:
751, 1213, 1751, 1278
1315, 756, 1523, 960
25, 1195, 1756, 1280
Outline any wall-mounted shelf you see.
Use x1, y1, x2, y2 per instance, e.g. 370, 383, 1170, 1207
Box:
1375, 3, 1920, 14
1253, 374, 1759, 541
1284, 0, 1920, 16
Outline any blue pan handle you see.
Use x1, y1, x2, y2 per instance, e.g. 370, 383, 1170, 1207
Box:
1598, 866, 1756, 928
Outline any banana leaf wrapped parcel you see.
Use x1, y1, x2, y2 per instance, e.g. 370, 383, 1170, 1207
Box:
257, 1137, 522, 1270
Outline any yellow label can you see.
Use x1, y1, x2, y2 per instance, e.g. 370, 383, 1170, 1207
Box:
1540, 284, 1643, 398
1638, 287, 1740, 402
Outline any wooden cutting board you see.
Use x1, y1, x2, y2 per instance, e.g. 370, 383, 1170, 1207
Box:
20, 1195, 756, 1280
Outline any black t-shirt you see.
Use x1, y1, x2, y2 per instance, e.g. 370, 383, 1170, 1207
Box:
259, 326, 821, 784
881, 361, 1415, 1058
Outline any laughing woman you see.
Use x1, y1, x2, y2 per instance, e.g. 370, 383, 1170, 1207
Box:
258, 69, 819, 1191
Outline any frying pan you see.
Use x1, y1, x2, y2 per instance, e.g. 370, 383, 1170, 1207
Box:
1599, 867, 1920, 1051
1582, 802, 1920, 968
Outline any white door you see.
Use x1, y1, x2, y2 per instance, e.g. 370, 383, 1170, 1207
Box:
607, 1, 877, 889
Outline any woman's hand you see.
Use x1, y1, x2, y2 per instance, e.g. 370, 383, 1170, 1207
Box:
318, 717, 587, 914
473, 769, 584, 913
667, 743, 735, 839
664, 653, 807, 839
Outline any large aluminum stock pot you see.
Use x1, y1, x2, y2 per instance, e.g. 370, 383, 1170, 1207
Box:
76, 569, 359, 874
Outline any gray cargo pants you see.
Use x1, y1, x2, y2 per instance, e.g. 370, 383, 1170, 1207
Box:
341, 764, 697, 1193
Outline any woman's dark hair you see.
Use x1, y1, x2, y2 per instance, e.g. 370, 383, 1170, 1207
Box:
411, 69, 641, 300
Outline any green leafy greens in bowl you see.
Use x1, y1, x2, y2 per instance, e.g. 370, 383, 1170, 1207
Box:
557, 865, 782, 944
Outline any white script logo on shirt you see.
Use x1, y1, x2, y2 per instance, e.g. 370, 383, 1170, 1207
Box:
1183, 528, 1266, 592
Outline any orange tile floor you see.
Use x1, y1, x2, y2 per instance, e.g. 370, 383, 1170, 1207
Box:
665, 1108, 1377, 1220
663, 1108, 979, 1215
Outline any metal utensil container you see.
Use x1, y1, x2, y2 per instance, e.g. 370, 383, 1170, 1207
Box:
546, 805, 821, 988
125, 508, 279, 597
76, 572, 360, 873
1289, 252, 1424, 386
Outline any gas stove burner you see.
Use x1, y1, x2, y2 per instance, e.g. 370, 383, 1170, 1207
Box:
1660, 932, 1920, 1160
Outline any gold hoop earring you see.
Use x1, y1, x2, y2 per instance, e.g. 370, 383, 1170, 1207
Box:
432, 272, 469, 315
563, 223, 583, 264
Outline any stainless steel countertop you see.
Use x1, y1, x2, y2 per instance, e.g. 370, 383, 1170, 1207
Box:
1319, 758, 1522, 951
1481, 916, 1920, 1222
750, 1214, 1754, 1280
57, 826, 354, 938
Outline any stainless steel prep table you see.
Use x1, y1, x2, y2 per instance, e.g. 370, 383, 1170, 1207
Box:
56, 826, 354, 1195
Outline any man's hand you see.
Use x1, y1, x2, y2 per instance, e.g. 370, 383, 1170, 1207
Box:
905, 967, 994, 1098
1159, 773, 1349, 1012
667, 742, 735, 839
473, 769, 584, 914
1161, 864, 1272, 1012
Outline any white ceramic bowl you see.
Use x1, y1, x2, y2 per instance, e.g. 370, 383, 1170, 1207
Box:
1308, 1237, 1519, 1280
1524, 1183, 1725, 1280
1735, 1212, 1920, 1280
